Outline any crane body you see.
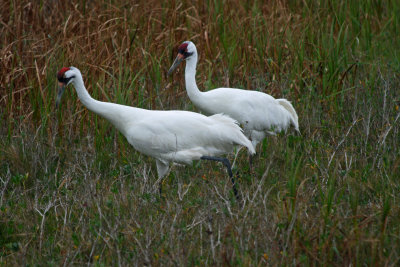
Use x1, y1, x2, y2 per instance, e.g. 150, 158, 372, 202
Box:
168, 41, 299, 150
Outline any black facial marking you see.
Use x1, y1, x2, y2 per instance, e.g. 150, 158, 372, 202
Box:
185, 51, 193, 58
58, 76, 74, 84
178, 49, 193, 59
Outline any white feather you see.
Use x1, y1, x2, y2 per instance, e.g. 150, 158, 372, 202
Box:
60, 67, 255, 179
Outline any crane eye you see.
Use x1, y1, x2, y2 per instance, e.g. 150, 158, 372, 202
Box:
178, 49, 193, 59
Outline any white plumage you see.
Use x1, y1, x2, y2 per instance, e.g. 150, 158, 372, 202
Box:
168, 41, 299, 150
56, 67, 255, 193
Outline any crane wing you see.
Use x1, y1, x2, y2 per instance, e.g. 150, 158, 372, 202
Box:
125, 111, 251, 163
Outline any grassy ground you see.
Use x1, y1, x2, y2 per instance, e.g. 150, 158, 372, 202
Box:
1, 0, 400, 265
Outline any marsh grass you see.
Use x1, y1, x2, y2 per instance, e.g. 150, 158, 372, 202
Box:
1, 0, 400, 265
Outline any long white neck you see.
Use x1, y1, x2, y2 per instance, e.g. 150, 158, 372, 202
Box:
71, 75, 109, 117
71, 73, 142, 135
184, 52, 203, 101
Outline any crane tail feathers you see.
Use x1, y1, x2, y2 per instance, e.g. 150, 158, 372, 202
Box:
156, 160, 170, 179
277, 99, 299, 132
210, 113, 256, 155
246, 143, 256, 155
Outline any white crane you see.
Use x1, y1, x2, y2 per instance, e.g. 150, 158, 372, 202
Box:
168, 41, 299, 162
56, 66, 255, 198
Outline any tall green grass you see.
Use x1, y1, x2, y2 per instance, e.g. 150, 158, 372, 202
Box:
1, 0, 400, 265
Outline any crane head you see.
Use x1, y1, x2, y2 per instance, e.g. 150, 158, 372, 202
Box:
56, 67, 75, 108
167, 41, 195, 75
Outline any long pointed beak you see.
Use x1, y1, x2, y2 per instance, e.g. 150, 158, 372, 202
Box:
167, 54, 184, 75
56, 82, 66, 108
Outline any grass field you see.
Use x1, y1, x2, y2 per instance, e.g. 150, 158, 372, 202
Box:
1, 0, 400, 265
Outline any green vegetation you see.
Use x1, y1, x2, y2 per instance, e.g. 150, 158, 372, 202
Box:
1, 0, 399, 265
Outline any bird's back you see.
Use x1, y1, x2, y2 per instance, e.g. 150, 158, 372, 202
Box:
125, 110, 254, 164
193, 87, 294, 132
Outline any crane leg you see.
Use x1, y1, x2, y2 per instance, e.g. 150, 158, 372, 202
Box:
200, 156, 239, 200
249, 154, 254, 172
156, 160, 169, 197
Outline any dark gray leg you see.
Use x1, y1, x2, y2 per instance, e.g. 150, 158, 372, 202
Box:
159, 181, 163, 196
249, 154, 254, 172
200, 156, 239, 200
249, 136, 255, 173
